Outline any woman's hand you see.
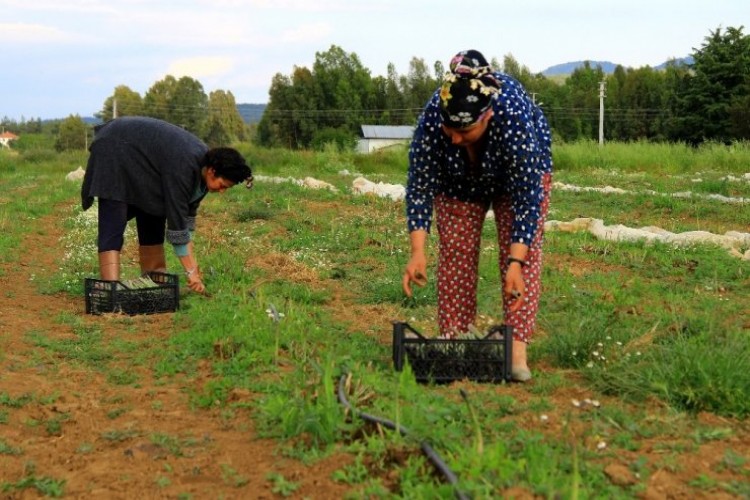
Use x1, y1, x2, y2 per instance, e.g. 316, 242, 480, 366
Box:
186, 267, 205, 294
402, 252, 428, 297
504, 261, 526, 312
403, 230, 429, 297
180, 244, 206, 294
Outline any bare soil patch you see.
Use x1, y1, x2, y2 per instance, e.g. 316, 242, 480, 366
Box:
0, 211, 351, 499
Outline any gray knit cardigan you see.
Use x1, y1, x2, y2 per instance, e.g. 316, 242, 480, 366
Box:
81, 116, 208, 245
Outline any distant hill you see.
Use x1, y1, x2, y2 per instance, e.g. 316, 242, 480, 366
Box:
541, 56, 693, 76
654, 56, 693, 70
542, 60, 619, 76
237, 103, 266, 124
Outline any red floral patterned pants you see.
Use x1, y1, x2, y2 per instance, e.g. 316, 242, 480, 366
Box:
435, 173, 552, 342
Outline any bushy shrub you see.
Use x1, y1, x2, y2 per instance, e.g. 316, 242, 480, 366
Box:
310, 127, 357, 152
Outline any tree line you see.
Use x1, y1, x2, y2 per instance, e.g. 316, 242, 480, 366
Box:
96, 75, 250, 148
258, 25, 749, 149
2, 25, 747, 152
2, 75, 250, 152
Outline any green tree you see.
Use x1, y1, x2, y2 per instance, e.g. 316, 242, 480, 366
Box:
603, 65, 625, 140
369, 74, 391, 124
260, 45, 378, 149
143, 75, 208, 137
205, 90, 248, 147
402, 57, 438, 113
98, 85, 143, 121
55, 115, 87, 152
257, 73, 292, 148
143, 75, 178, 122
611, 66, 669, 140
563, 62, 606, 141
171, 76, 208, 137
312, 45, 375, 133
729, 91, 750, 139
661, 60, 692, 141
501, 54, 535, 89
670, 26, 750, 143
24, 118, 43, 134
258, 67, 318, 148
379, 63, 408, 124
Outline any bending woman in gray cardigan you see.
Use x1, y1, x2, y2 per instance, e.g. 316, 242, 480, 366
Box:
81, 116, 253, 294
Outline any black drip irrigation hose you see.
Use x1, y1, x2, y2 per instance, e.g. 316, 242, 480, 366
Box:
336, 374, 470, 500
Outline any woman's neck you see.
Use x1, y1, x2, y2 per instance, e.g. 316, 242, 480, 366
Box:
464, 133, 488, 166
466, 144, 480, 165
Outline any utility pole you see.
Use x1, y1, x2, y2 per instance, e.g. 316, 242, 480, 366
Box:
113, 98, 118, 119
598, 81, 606, 146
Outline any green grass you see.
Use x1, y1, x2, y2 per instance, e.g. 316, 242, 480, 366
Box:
553, 139, 750, 175
0, 149, 85, 264
4, 141, 750, 497
0, 438, 23, 455
1, 475, 65, 497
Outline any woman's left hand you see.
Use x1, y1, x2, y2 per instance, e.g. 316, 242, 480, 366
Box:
504, 264, 525, 312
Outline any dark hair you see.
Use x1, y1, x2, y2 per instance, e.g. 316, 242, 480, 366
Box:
201, 147, 253, 184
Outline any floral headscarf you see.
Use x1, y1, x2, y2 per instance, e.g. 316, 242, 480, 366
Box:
439, 50, 500, 129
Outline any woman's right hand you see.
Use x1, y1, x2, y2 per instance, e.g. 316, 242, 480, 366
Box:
402, 252, 428, 297
187, 268, 205, 294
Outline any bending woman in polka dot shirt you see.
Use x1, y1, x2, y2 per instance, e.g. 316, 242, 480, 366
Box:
402, 49, 553, 382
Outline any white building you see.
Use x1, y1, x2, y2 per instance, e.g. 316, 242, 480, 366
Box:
0, 131, 19, 149
357, 125, 414, 153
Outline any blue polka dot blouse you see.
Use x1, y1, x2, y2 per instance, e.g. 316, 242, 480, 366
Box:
406, 73, 553, 246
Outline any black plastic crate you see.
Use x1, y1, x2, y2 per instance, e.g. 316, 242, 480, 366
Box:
85, 272, 180, 315
392, 322, 513, 383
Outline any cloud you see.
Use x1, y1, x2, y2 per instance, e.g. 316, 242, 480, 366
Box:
165, 56, 235, 79
281, 22, 332, 44
0, 22, 85, 44
194, 0, 391, 12
0, 0, 117, 14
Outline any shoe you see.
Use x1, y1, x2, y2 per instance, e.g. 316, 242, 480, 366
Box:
511, 366, 532, 382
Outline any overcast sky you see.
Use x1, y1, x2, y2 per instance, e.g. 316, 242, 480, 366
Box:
0, 0, 747, 121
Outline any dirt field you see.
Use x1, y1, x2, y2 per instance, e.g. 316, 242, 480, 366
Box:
1, 207, 748, 499
0, 211, 353, 499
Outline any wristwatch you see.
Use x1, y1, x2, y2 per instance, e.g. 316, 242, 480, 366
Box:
507, 257, 527, 268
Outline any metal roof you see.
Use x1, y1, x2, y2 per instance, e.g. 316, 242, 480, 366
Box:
360, 125, 414, 139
